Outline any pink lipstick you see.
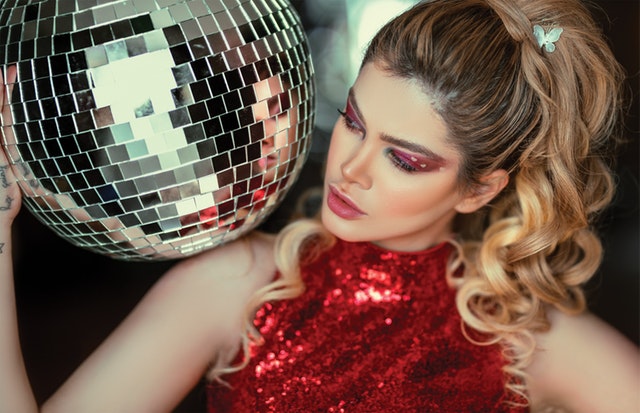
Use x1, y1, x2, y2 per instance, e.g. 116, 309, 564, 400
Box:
327, 185, 366, 219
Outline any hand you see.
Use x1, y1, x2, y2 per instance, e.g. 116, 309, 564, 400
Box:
0, 65, 22, 225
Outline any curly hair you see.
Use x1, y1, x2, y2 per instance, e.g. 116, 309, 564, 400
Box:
210, 0, 626, 407
359, 0, 625, 404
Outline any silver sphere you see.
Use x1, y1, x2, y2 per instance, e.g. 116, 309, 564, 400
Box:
0, 0, 315, 261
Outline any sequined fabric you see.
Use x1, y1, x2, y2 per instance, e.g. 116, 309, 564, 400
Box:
207, 239, 526, 412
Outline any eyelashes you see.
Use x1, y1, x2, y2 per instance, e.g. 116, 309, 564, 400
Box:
336, 106, 442, 174
386, 149, 419, 172
337, 108, 363, 135
336, 107, 437, 173
386, 149, 440, 172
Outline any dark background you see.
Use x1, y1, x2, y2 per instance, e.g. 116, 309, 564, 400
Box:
13, 1, 638, 411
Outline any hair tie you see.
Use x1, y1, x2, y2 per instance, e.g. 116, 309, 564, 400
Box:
533, 24, 563, 52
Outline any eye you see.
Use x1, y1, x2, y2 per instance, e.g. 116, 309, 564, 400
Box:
337, 101, 365, 137
337, 109, 358, 131
269, 92, 292, 117
386, 149, 438, 174
337, 108, 365, 135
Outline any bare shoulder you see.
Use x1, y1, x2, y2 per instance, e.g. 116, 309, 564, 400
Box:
526, 309, 640, 412
169, 231, 277, 284
41, 232, 279, 412
161, 232, 276, 302
142, 231, 278, 346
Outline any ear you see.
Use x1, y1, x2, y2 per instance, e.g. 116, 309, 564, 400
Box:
454, 169, 509, 214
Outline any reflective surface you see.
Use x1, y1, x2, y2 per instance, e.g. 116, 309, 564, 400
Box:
0, 0, 315, 261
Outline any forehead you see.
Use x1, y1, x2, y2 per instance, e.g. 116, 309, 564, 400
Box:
351, 63, 456, 156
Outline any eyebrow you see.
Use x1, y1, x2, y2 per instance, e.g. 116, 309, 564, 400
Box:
347, 87, 447, 162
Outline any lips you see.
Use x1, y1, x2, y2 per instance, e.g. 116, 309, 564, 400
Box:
327, 185, 366, 219
258, 153, 279, 172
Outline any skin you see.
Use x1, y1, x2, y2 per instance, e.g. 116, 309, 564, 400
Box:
252, 75, 298, 184
321, 63, 507, 252
0, 63, 637, 412
527, 310, 640, 412
178, 75, 298, 238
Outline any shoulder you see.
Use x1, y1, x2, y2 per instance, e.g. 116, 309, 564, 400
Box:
170, 231, 276, 278
40, 232, 279, 412
147, 232, 277, 339
164, 231, 277, 300
526, 309, 640, 412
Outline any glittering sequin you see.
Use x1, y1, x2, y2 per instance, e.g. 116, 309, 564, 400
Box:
207, 239, 525, 412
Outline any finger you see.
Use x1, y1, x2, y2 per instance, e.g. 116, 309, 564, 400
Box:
0, 65, 16, 107
0, 65, 17, 159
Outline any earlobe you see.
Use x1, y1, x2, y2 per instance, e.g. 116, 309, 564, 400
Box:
455, 169, 509, 214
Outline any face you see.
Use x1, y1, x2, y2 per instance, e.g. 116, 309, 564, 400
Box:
321, 63, 470, 252
252, 76, 298, 184
177, 76, 299, 238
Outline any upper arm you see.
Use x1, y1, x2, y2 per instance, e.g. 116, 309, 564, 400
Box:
526, 310, 640, 413
43, 235, 276, 413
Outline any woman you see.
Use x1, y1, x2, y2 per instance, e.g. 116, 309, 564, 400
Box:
1, 0, 638, 411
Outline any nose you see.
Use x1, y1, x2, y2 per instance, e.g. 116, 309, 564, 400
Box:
252, 100, 276, 151
340, 140, 372, 189
261, 134, 275, 153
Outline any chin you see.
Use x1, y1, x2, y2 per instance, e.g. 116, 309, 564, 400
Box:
320, 209, 366, 243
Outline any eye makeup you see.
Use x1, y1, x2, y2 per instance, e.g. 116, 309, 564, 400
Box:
337, 96, 365, 135
337, 87, 448, 174
385, 148, 444, 173
380, 134, 447, 172
268, 91, 292, 117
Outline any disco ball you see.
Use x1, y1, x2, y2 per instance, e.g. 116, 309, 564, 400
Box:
0, 0, 315, 261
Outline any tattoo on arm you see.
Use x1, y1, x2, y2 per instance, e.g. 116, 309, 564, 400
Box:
18, 162, 39, 189
0, 243, 5, 254
0, 195, 12, 211
0, 164, 9, 188
0, 165, 19, 212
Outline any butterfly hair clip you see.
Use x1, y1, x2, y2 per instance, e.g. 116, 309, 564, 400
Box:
533, 24, 563, 53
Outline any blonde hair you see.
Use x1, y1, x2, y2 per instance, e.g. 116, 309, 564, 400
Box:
207, 217, 333, 382
210, 0, 626, 407
360, 0, 625, 404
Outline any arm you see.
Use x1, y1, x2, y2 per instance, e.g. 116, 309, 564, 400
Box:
42, 236, 275, 413
526, 309, 640, 412
0, 65, 39, 413
0, 65, 278, 413
0, 200, 37, 413
4, 220, 275, 413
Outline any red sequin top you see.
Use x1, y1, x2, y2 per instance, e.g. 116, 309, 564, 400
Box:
207, 238, 526, 412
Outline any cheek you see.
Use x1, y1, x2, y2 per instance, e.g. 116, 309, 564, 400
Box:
324, 127, 343, 177
373, 179, 459, 217
252, 100, 269, 121
274, 113, 295, 148
376, 186, 424, 216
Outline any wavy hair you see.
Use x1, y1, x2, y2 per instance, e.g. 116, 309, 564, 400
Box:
360, 0, 625, 404
210, 0, 626, 407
